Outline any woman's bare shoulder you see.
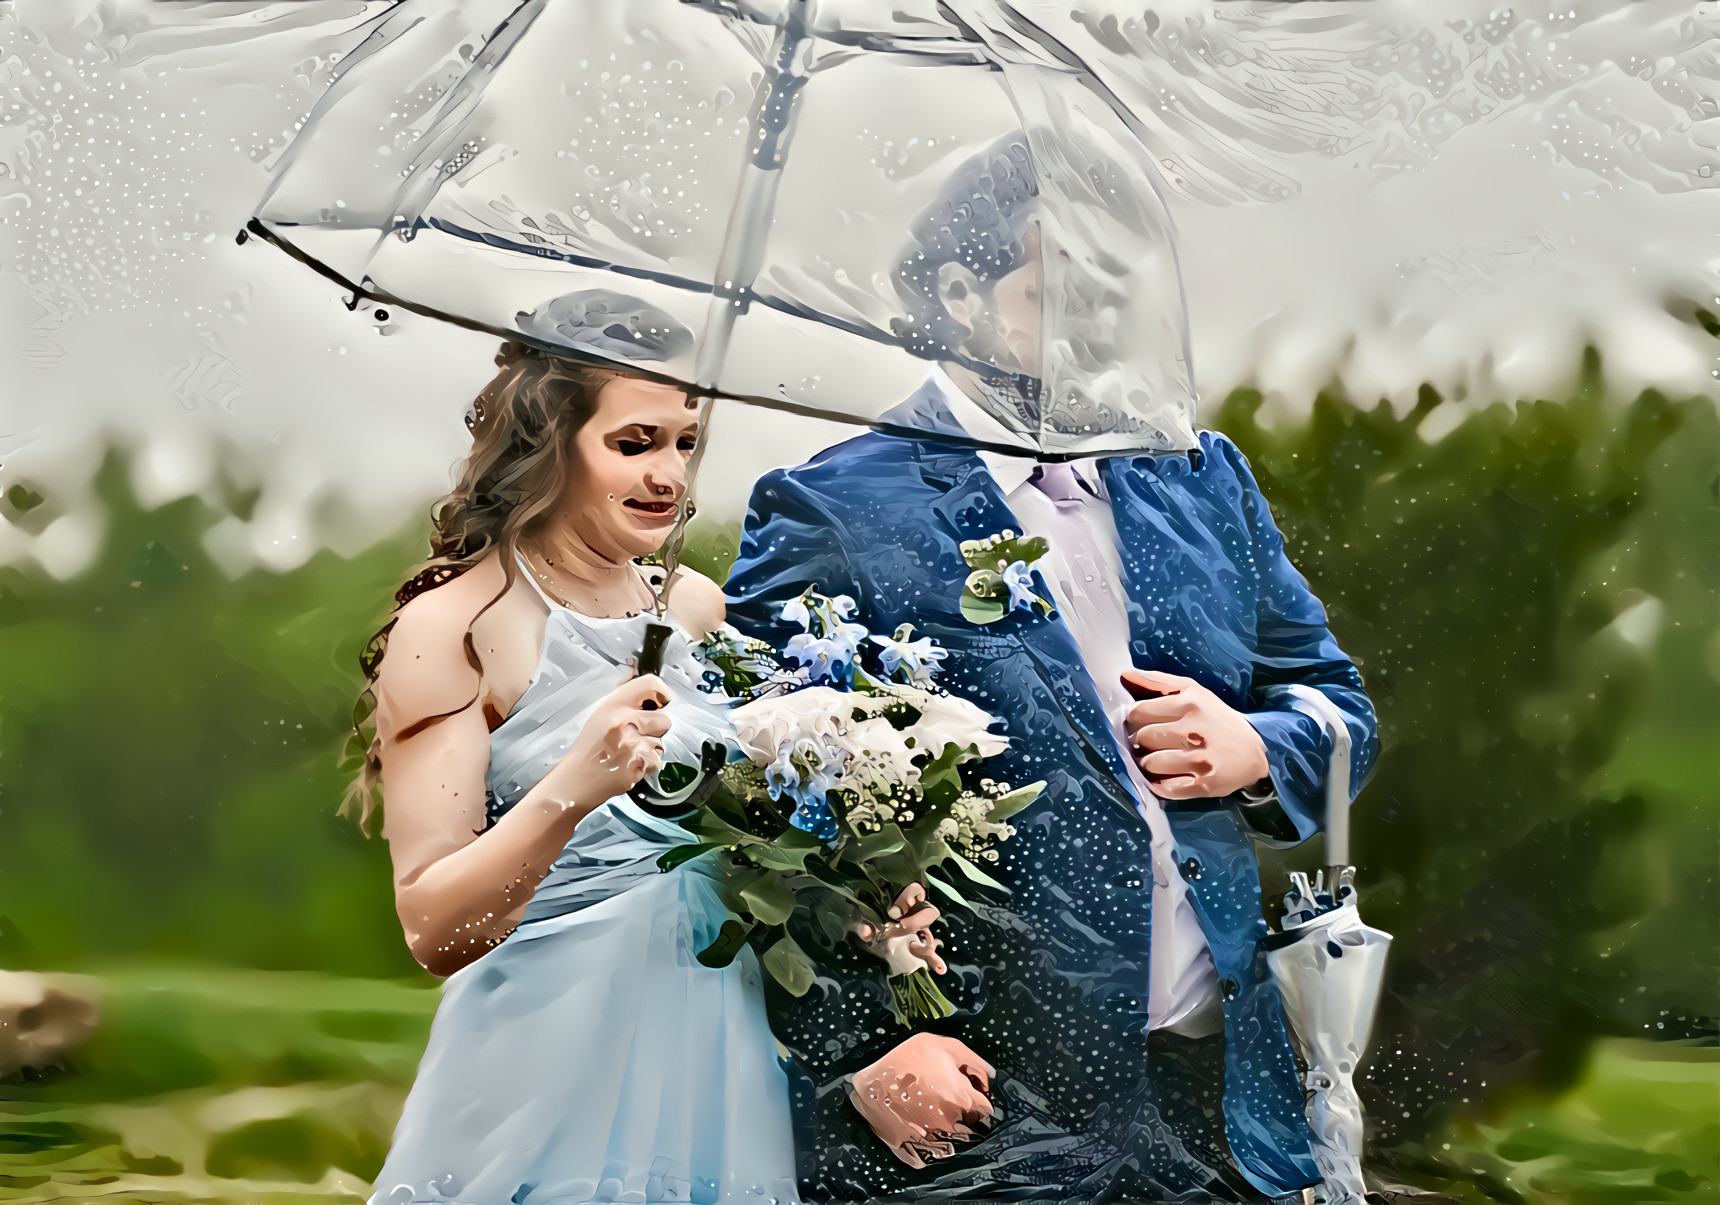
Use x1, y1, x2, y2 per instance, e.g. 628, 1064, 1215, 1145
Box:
389, 556, 511, 647
666, 566, 727, 637
375, 557, 519, 706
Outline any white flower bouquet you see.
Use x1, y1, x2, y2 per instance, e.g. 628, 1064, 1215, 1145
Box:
666, 590, 1042, 1024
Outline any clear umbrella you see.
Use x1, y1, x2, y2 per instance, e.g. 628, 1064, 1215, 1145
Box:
1263, 685, 1394, 1205
245, 0, 1199, 472
243, 0, 1210, 814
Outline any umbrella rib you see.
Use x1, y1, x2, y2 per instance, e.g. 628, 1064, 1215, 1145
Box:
421, 214, 922, 351
242, 220, 1181, 463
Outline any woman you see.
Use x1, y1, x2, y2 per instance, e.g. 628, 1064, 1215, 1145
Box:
357, 343, 942, 1205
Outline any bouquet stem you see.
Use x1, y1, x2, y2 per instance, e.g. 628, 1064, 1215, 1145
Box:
890, 967, 956, 1026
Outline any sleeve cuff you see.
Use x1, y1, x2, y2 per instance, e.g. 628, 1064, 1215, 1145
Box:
1243, 707, 1327, 844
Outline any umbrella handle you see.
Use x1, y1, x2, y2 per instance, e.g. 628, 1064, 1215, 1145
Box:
1272, 685, 1353, 868
636, 620, 673, 676
626, 622, 725, 820
628, 741, 728, 820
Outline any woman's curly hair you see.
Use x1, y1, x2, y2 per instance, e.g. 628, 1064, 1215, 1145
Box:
342, 341, 650, 831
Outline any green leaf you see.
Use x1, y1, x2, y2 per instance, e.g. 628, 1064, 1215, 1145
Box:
738, 874, 797, 926
700, 780, 752, 827
960, 570, 1008, 625
848, 823, 906, 862
869, 852, 918, 884
915, 743, 971, 820
850, 665, 886, 692
761, 935, 817, 997
948, 851, 1010, 893
923, 869, 971, 907
812, 904, 853, 948
677, 808, 764, 848
988, 780, 1046, 822
746, 842, 818, 873
799, 857, 868, 903
696, 919, 755, 968
776, 826, 825, 852
1009, 534, 1050, 564
657, 842, 723, 873
657, 761, 700, 794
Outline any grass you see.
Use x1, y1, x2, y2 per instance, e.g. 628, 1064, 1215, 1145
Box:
3, 971, 1712, 1203
1390, 1040, 1719, 1204
0, 969, 436, 1202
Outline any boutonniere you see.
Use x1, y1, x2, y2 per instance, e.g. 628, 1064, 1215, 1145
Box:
959, 529, 1054, 624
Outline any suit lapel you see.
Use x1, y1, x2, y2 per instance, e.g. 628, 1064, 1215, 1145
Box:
917, 447, 1146, 824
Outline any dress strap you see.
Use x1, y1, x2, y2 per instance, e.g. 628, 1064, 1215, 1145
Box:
513, 551, 562, 611
515, 550, 667, 617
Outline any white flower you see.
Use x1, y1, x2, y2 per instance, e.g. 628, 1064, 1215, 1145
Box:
1003, 559, 1039, 611
785, 632, 848, 683
901, 689, 1009, 760
826, 618, 869, 662
780, 594, 815, 632
731, 687, 853, 767
828, 594, 859, 619
836, 716, 922, 794
869, 623, 948, 685
766, 734, 845, 835
784, 610, 869, 684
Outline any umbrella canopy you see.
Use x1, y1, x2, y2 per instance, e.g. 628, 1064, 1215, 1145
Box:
247, 0, 1198, 458
1264, 685, 1393, 1205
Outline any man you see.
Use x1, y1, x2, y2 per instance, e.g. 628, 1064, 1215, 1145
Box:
724, 141, 1377, 1202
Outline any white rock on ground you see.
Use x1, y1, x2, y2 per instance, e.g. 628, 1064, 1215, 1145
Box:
0, 969, 103, 1076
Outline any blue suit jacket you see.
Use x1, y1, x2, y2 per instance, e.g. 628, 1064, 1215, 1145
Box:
725, 386, 1379, 1202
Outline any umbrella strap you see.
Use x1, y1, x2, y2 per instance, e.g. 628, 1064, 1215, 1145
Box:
1268, 684, 1353, 868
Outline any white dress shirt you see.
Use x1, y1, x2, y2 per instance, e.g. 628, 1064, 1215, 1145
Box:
930, 373, 1223, 1037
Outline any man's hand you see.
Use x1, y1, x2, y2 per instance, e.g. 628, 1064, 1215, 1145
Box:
853, 882, 947, 976
1121, 669, 1270, 801
847, 1032, 993, 1168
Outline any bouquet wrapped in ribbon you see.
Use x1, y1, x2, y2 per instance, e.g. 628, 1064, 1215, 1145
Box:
666, 590, 1042, 1024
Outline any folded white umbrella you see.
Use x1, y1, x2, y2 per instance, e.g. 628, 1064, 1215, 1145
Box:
1265, 685, 1393, 1205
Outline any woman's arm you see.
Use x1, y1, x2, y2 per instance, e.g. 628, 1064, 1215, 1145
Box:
375, 570, 669, 977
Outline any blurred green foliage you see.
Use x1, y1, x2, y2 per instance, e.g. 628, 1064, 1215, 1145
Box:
1207, 361, 1718, 1197
1431, 1040, 1718, 1203
1, 362, 1715, 1200
0, 466, 419, 978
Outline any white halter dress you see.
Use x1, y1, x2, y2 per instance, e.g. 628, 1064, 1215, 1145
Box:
370, 576, 799, 1205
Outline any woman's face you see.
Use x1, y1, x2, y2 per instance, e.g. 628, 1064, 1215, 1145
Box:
562, 375, 699, 561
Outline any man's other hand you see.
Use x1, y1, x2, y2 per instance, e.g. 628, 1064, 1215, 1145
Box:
847, 1032, 993, 1168
1121, 669, 1270, 800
